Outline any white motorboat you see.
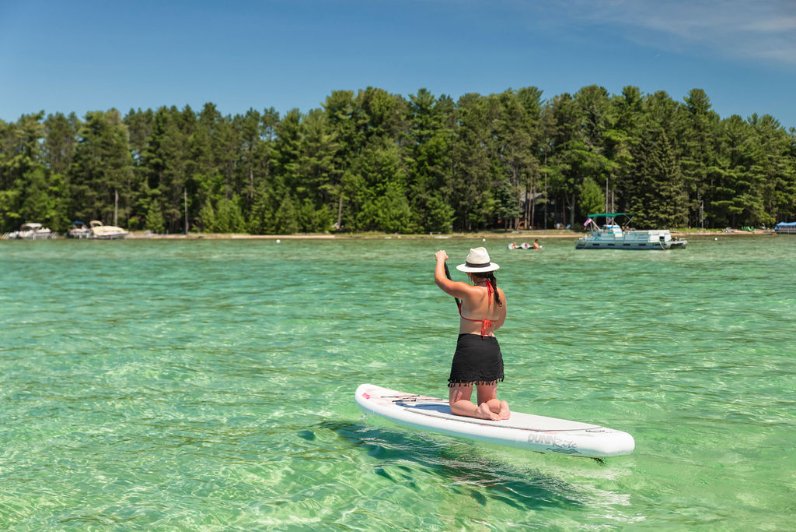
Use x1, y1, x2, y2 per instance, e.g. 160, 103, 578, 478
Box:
67, 220, 92, 239
4, 222, 56, 240
576, 213, 687, 250
89, 220, 128, 240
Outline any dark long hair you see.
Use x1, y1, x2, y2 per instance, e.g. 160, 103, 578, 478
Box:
471, 272, 502, 307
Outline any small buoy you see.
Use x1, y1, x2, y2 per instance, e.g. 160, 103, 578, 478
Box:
714, 237, 718, 241
276, 239, 281, 244
482, 238, 486, 242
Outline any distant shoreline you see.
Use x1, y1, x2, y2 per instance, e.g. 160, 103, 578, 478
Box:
125, 229, 776, 240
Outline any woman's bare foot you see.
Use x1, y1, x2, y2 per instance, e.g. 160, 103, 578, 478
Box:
477, 402, 500, 420
498, 400, 511, 420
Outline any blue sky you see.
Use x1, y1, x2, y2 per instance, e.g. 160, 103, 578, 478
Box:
1, 0, 795, 128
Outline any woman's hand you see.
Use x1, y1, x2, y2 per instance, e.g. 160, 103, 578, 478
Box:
435, 250, 448, 263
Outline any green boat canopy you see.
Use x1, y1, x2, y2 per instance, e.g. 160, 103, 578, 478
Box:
586, 213, 630, 218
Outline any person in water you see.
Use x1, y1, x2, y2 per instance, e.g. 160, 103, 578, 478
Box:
434, 247, 510, 421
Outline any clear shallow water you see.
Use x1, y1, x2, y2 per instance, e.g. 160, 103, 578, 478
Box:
1, 236, 793, 529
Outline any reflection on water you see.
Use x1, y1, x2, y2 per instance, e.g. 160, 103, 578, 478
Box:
329, 421, 586, 508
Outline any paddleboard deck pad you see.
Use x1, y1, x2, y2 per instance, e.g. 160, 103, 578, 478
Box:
356, 384, 635, 458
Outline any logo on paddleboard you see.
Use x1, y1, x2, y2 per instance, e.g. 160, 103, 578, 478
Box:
527, 432, 578, 454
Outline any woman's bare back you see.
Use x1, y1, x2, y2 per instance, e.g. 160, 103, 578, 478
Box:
458, 284, 506, 336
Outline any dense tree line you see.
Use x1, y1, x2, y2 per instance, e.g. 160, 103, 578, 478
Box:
1, 86, 794, 234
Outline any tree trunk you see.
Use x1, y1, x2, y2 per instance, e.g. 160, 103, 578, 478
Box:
184, 188, 189, 234
569, 191, 576, 228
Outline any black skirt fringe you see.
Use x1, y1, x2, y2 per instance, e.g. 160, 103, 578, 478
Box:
448, 378, 505, 388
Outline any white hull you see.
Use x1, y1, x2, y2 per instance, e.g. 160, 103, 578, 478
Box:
3, 223, 56, 240
356, 384, 635, 458
89, 220, 128, 240
91, 230, 128, 240
576, 227, 686, 250
68, 229, 92, 239
9, 232, 56, 240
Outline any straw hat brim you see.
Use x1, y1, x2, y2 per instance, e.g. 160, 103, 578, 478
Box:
456, 263, 500, 273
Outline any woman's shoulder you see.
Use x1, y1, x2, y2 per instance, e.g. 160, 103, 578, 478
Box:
460, 283, 484, 296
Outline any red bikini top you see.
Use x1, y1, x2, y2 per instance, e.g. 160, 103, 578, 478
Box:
457, 280, 495, 337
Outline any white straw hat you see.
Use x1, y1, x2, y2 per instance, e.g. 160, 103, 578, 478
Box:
456, 247, 500, 273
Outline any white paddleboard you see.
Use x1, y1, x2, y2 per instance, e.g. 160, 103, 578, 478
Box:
356, 383, 635, 458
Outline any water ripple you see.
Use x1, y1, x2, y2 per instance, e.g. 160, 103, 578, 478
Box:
0, 237, 793, 529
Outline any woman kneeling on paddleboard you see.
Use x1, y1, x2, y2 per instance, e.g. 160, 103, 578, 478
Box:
434, 247, 510, 421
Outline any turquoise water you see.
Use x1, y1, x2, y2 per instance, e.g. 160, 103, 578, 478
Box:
1, 236, 793, 529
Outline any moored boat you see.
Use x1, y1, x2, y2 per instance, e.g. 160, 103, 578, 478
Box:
576, 213, 687, 250
68, 220, 92, 239
774, 221, 796, 235
3, 222, 56, 240
89, 220, 128, 240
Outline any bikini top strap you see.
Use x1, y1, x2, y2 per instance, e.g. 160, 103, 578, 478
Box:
457, 280, 495, 336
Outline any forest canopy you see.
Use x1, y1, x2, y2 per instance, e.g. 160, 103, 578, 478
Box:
1, 85, 794, 234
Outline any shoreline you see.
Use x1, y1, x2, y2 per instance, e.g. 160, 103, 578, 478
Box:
125, 229, 777, 240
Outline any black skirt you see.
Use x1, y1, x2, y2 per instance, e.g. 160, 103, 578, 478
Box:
448, 333, 505, 387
